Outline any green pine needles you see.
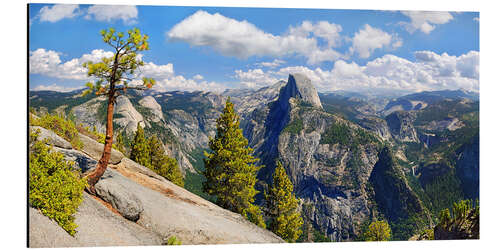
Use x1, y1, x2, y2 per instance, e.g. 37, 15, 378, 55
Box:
30, 113, 83, 150
29, 129, 87, 236
203, 98, 265, 228
266, 161, 303, 242
363, 220, 392, 241
130, 124, 184, 187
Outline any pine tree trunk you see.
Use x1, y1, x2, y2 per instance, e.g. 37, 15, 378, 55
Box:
86, 94, 115, 194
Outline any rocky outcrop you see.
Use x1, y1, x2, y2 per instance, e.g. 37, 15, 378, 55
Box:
276, 110, 380, 241
71, 96, 107, 133
29, 193, 163, 248
114, 95, 145, 135
52, 147, 98, 174
242, 74, 383, 241
94, 169, 144, 221
225, 81, 286, 121
78, 133, 124, 164
358, 117, 392, 141
29, 207, 81, 247
139, 96, 164, 123
278, 74, 323, 109
30, 133, 284, 247
30, 126, 73, 149
385, 111, 419, 142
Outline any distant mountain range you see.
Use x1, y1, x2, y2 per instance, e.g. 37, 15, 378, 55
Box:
29, 76, 479, 242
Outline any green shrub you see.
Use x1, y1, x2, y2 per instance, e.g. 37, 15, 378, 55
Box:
29, 129, 87, 236
31, 113, 83, 150
166, 236, 182, 245
282, 118, 304, 135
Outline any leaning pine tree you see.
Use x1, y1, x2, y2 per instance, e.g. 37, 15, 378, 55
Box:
203, 98, 265, 228
82, 27, 155, 193
266, 161, 303, 242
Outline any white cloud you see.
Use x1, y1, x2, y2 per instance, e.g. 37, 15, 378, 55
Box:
415, 50, 479, 79
154, 75, 227, 93
29, 48, 114, 80
85, 5, 138, 24
255, 59, 286, 68
29, 48, 227, 93
31, 84, 81, 92
288, 20, 343, 47
167, 11, 344, 64
39, 4, 80, 23
138, 62, 175, 79
234, 69, 279, 88
349, 24, 402, 59
400, 11, 454, 34
237, 50, 479, 93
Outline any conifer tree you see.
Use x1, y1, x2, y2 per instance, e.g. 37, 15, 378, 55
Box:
149, 135, 184, 187
266, 161, 303, 242
364, 220, 391, 241
115, 131, 127, 155
203, 98, 265, 228
82, 27, 155, 193
130, 124, 150, 167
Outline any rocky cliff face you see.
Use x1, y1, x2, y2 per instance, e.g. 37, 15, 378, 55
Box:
455, 134, 479, 199
385, 111, 419, 143
369, 147, 432, 240
358, 117, 392, 141
278, 73, 323, 109
241, 75, 382, 241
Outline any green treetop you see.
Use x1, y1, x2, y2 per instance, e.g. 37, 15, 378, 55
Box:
130, 124, 150, 167
148, 135, 184, 187
130, 127, 184, 187
266, 161, 303, 242
203, 98, 265, 228
364, 220, 392, 241
82, 27, 155, 192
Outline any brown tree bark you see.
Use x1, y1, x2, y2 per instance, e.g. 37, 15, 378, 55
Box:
85, 93, 115, 194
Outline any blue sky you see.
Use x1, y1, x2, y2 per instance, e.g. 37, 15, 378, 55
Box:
28, 4, 479, 94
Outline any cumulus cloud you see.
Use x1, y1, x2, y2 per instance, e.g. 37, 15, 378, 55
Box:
349, 24, 402, 59
153, 75, 227, 93
29, 48, 114, 80
38, 4, 80, 23
235, 50, 479, 93
255, 59, 286, 68
167, 11, 344, 64
288, 20, 343, 47
234, 69, 279, 88
29, 48, 228, 93
400, 11, 454, 34
85, 5, 138, 24
31, 84, 82, 92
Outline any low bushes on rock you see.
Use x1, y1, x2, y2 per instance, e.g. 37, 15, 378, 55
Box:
31, 113, 83, 150
29, 129, 87, 236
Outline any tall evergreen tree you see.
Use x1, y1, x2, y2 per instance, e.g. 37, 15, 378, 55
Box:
266, 161, 303, 242
149, 135, 184, 187
203, 98, 265, 228
130, 124, 149, 167
115, 131, 127, 155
